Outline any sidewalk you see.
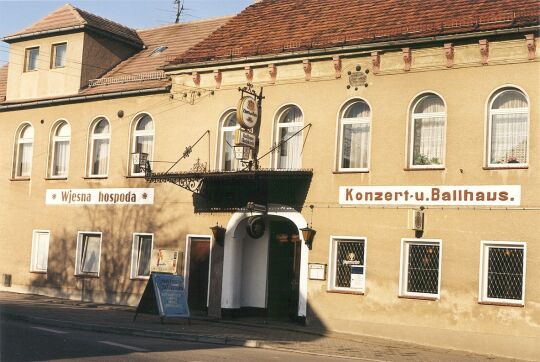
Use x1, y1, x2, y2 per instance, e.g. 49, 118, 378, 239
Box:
0, 291, 518, 361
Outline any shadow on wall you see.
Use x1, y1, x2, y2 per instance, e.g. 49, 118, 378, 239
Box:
29, 203, 183, 305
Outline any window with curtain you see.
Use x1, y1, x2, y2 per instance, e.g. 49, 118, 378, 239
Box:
275, 105, 303, 169
487, 89, 528, 166
50, 121, 70, 177
75, 232, 102, 276
410, 94, 446, 167
219, 111, 240, 171
131, 114, 154, 175
89, 118, 110, 177
338, 100, 371, 171
131, 234, 153, 279
14, 123, 34, 178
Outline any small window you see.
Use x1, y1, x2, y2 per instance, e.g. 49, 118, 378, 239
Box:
130, 114, 154, 176
409, 93, 446, 168
487, 88, 529, 167
274, 105, 303, 169
399, 239, 442, 299
30, 230, 50, 273
13, 123, 34, 178
479, 241, 526, 305
51, 43, 67, 68
329, 237, 366, 293
75, 232, 102, 277
24, 47, 39, 72
131, 234, 154, 279
88, 117, 110, 177
49, 121, 70, 177
149, 45, 168, 57
218, 110, 240, 171
337, 99, 371, 171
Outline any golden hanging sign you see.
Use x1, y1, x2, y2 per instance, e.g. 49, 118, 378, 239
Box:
236, 96, 259, 129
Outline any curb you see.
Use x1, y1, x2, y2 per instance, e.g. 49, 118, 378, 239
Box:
2, 312, 370, 361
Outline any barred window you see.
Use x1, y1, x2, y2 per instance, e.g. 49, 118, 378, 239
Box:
399, 239, 442, 298
480, 241, 526, 305
329, 237, 366, 292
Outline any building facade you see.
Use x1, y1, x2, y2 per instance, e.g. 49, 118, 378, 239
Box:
0, 1, 539, 359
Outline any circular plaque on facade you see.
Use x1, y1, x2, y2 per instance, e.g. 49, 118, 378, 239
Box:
236, 96, 259, 129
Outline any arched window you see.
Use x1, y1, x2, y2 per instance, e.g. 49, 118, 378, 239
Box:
409, 93, 446, 167
130, 114, 154, 175
337, 100, 371, 171
50, 121, 70, 177
14, 123, 34, 178
88, 117, 110, 177
274, 105, 303, 169
218, 111, 240, 171
487, 88, 529, 166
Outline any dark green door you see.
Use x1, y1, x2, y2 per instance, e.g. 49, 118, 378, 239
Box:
267, 220, 301, 320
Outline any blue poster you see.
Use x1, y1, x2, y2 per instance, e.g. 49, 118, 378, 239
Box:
152, 273, 190, 318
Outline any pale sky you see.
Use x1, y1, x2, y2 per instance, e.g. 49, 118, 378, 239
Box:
0, 0, 254, 64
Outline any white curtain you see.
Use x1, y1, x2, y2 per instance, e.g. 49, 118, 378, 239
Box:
18, 142, 33, 177
53, 140, 69, 176
412, 96, 445, 166
222, 130, 239, 171
81, 234, 101, 274
342, 123, 370, 169
54, 44, 66, 67
92, 139, 109, 175
33, 232, 49, 271
134, 135, 153, 173
277, 107, 303, 169
490, 90, 528, 164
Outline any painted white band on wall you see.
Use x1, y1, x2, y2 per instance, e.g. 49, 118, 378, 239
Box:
45, 188, 154, 205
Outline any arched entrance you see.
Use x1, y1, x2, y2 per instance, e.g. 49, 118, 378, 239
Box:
220, 205, 308, 321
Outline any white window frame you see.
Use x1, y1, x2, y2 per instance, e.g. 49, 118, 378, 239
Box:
87, 117, 111, 177
327, 236, 367, 293
130, 233, 154, 280
399, 238, 442, 299
24, 46, 39, 72
48, 120, 70, 178
74, 231, 102, 277
217, 109, 240, 171
407, 92, 447, 169
272, 104, 304, 169
30, 230, 50, 273
51, 42, 67, 69
478, 240, 526, 306
486, 87, 529, 168
336, 99, 372, 172
129, 113, 155, 176
13, 122, 34, 179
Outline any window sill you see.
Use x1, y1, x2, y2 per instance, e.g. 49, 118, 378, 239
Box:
130, 276, 150, 280
327, 289, 364, 295
477, 300, 524, 307
10, 177, 31, 181
125, 175, 145, 179
75, 274, 100, 278
45, 177, 68, 181
403, 167, 445, 171
83, 176, 108, 180
333, 170, 370, 174
398, 294, 438, 301
29, 270, 47, 274
483, 166, 528, 170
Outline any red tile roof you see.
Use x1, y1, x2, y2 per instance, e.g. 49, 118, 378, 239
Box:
80, 16, 230, 95
170, 0, 540, 64
2, 4, 142, 47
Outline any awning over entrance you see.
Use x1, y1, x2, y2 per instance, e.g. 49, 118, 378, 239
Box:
145, 168, 313, 212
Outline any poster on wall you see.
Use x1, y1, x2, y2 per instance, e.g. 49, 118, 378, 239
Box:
150, 249, 179, 274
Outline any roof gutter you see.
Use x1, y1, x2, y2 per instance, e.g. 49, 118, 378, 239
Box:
164, 25, 539, 72
0, 86, 170, 111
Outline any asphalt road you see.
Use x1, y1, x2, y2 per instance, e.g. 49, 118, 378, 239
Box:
0, 319, 360, 362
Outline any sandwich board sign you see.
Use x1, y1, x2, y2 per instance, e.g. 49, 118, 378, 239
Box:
133, 273, 190, 323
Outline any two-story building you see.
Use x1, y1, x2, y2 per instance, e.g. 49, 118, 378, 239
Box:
0, 1, 539, 359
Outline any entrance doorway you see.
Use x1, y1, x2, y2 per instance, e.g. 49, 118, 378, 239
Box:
187, 236, 210, 312
267, 218, 301, 321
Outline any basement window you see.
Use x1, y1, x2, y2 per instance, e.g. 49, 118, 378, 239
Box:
149, 45, 168, 57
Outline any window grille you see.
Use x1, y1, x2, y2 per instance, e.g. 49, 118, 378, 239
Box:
407, 244, 440, 294
334, 239, 365, 289
487, 247, 524, 300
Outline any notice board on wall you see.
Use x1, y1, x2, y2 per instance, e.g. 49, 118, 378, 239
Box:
134, 273, 190, 322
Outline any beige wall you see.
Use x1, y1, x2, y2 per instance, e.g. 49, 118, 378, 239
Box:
0, 37, 539, 359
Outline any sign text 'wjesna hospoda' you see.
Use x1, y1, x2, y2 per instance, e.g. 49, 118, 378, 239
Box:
45, 188, 154, 205
339, 185, 521, 206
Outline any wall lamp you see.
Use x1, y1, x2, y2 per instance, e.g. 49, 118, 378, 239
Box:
210, 224, 226, 246
301, 204, 316, 250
